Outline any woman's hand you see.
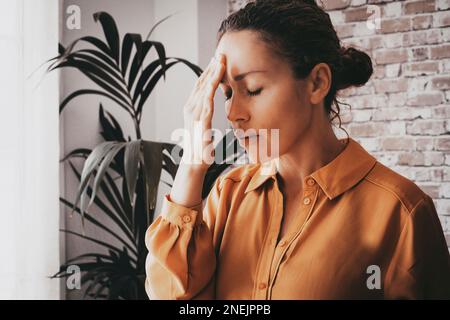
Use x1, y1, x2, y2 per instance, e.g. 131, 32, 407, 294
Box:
169, 54, 226, 208
180, 53, 226, 172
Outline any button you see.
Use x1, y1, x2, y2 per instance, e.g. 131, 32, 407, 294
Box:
278, 240, 287, 247
307, 178, 315, 186
303, 197, 311, 205
258, 283, 267, 290
182, 215, 192, 223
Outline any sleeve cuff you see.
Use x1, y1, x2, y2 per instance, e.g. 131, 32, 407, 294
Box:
160, 194, 204, 228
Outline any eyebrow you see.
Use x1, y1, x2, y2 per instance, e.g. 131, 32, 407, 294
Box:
220, 70, 267, 84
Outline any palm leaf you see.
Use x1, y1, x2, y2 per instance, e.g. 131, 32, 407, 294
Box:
73, 141, 116, 220
88, 142, 126, 208
141, 141, 162, 212
124, 140, 141, 206
121, 33, 142, 77
55, 58, 131, 106
67, 161, 135, 247
59, 89, 131, 115
93, 12, 120, 65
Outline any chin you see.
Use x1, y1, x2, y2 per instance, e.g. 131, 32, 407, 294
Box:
242, 137, 281, 165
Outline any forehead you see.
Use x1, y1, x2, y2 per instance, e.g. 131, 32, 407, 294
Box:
216, 30, 283, 77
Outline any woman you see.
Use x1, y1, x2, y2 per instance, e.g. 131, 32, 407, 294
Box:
145, 0, 450, 299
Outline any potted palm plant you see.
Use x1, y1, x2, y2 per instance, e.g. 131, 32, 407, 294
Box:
49, 11, 243, 299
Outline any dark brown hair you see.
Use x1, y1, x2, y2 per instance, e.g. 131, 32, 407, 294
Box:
217, 0, 373, 130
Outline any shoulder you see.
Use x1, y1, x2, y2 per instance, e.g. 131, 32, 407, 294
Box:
363, 161, 431, 214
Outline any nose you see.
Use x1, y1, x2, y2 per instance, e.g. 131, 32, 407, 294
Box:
225, 96, 249, 126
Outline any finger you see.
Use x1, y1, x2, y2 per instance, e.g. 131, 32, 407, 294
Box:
185, 58, 216, 112
197, 57, 218, 86
187, 56, 223, 115
211, 59, 225, 92
204, 60, 225, 106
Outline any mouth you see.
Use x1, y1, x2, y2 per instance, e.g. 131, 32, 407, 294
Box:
236, 134, 259, 141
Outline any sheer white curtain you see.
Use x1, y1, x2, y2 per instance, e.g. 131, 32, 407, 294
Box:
0, 0, 60, 299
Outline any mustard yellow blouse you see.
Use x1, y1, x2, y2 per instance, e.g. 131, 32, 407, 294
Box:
145, 137, 450, 299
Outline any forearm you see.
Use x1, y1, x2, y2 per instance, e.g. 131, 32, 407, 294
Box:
170, 159, 208, 208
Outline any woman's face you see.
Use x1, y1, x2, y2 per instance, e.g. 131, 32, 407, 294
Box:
215, 30, 314, 164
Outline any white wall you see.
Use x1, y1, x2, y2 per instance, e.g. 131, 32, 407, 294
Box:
0, 0, 60, 299
60, 0, 228, 299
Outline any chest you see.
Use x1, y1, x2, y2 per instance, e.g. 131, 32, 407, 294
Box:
278, 196, 307, 241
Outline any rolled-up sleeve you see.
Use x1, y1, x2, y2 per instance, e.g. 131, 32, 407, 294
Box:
144, 176, 223, 300
384, 195, 450, 299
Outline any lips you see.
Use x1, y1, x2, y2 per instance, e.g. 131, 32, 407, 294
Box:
237, 134, 258, 140
233, 129, 259, 139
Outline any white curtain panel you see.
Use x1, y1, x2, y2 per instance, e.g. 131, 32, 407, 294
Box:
0, 0, 60, 299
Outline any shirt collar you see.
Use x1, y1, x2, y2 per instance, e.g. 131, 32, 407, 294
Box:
244, 137, 377, 199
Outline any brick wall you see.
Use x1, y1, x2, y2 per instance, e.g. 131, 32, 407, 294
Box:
227, 0, 450, 249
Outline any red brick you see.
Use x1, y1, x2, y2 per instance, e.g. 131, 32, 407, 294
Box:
432, 76, 450, 90
351, 109, 373, 122
404, 0, 435, 14
388, 122, 407, 135
403, 61, 439, 77
409, 47, 429, 61
406, 120, 447, 135
373, 65, 385, 79
340, 110, 352, 124
436, 137, 450, 151
374, 79, 408, 93
416, 137, 435, 151
385, 63, 400, 78
389, 92, 408, 107
434, 11, 450, 27
381, 17, 411, 34
440, 183, 450, 198
426, 153, 445, 166
383, 107, 431, 121
335, 24, 354, 39
402, 33, 412, 46
398, 152, 444, 166
380, 137, 415, 151
430, 44, 450, 59
382, 33, 404, 48
340, 94, 388, 109
398, 152, 425, 166
344, 7, 371, 22
407, 92, 444, 106
437, 0, 450, 10
369, 37, 384, 49
371, 108, 400, 121
374, 49, 408, 64
412, 15, 433, 30
432, 105, 450, 119
324, 0, 351, 10
411, 29, 443, 46
368, 0, 395, 3
348, 123, 385, 137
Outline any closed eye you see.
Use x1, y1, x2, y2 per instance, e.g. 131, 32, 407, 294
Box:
224, 88, 263, 101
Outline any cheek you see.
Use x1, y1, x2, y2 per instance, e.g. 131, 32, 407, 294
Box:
267, 104, 308, 154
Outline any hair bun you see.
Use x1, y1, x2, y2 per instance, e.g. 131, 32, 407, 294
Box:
336, 47, 373, 90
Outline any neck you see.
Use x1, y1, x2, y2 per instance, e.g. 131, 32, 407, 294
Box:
275, 119, 346, 199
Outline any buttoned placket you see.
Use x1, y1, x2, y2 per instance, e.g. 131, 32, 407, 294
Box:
252, 176, 319, 299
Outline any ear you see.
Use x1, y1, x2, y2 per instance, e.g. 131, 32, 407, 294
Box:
308, 63, 332, 105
